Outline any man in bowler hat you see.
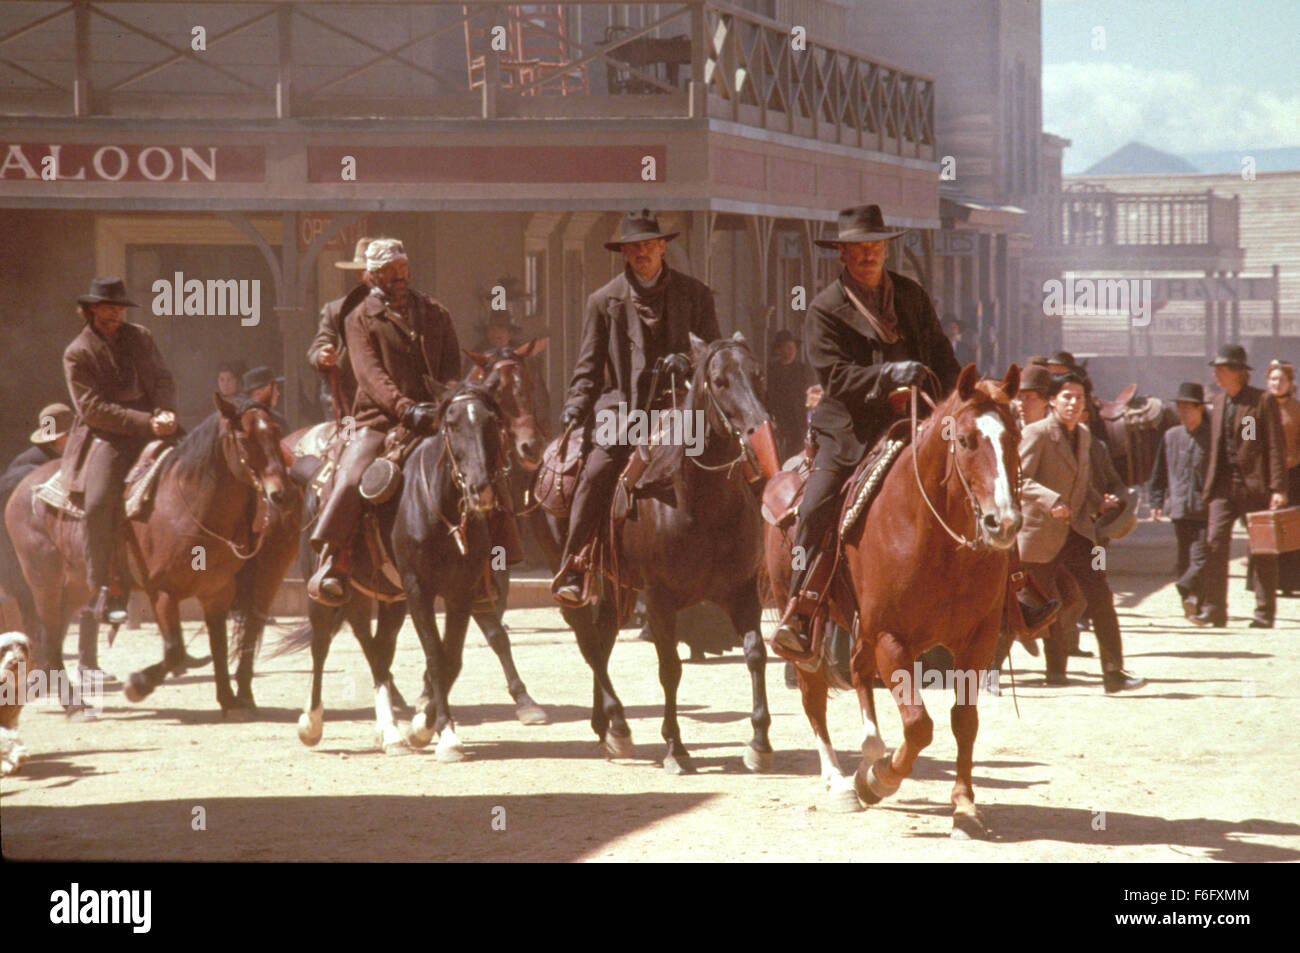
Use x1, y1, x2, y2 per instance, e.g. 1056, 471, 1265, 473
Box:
1148, 382, 1212, 620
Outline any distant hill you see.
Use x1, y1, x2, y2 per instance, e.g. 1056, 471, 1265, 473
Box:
1084, 142, 1199, 174
1180, 147, 1300, 173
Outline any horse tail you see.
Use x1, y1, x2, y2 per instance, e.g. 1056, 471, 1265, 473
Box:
270, 620, 315, 658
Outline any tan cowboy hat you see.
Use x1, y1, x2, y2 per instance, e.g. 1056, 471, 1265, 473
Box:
30, 402, 73, 444
604, 210, 680, 251
334, 236, 375, 271
1096, 487, 1138, 540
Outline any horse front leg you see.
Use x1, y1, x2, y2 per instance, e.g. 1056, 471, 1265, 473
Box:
857, 631, 932, 806
948, 615, 1002, 840
567, 599, 632, 757
799, 668, 862, 812
404, 576, 454, 758
125, 591, 181, 702
296, 603, 341, 747
727, 582, 772, 772
202, 605, 239, 716
472, 606, 547, 725
645, 590, 691, 774
429, 598, 473, 763
368, 601, 407, 754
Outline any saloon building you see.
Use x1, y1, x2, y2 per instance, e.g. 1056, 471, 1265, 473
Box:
0, 0, 944, 452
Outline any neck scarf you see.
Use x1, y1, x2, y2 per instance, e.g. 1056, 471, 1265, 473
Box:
840, 269, 898, 343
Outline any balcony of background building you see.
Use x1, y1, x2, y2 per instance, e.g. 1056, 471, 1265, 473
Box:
0, 0, 933, 160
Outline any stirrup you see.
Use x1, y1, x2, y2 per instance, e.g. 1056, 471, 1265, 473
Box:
551, 568, 588, 608
770, 599, 817, 671
307, 549, 347, 607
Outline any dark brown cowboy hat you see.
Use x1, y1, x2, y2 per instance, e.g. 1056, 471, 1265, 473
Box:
814, 204, 905, 248
604, 209, 680, 250
1171, 382, 1209, 404
77, 277, 138, 308
1209, 343, 1251, 370
1019, 365, 1053, 395
243, 366, 284, 393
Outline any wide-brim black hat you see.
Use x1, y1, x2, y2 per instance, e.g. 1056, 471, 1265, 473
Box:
1209, 343, 1251, 369
77, 276, 138, 308
814, 204, 905, 248
243, 366, 284, 392
604, 210, 679, 250
1171, 382, 1208, 404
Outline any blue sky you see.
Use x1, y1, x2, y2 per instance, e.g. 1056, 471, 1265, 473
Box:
1042, 0, 1300, 172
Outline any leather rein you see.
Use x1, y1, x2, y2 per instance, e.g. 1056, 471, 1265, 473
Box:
690, 342, 764, 477
426, 391, 509, 554
180, 413, 277, 561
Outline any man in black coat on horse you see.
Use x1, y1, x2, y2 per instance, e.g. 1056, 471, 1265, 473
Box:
552, 210, 721, 606
772, 205, 1055, 657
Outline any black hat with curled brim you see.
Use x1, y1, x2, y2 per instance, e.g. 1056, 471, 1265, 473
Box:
814, 204, 906, 248
604, 210, 680, 250
1209, 343, 1251, 370
77, 276, 138, 308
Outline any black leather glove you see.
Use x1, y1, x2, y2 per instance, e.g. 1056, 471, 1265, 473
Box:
879, 360, 927, 391
401, 402, 438, 434
560, 405, 584, 430
659, 353, 692, 381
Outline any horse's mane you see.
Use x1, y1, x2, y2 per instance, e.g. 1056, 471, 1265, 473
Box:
164, 412, 226, 489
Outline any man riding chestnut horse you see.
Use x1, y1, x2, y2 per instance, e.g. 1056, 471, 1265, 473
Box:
772, 205, 1056, 661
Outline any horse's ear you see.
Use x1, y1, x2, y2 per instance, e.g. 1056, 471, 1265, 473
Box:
956, 363, 979, 401
464, 349, 492, 369
689, 332, 708, 363
515, 337, 548, 360
215, 392, 238, 419
1001, 363, 1021, 401
731, 330, 747, 344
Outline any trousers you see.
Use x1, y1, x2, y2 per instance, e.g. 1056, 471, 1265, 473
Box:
82, 439, 138, 593
310, 428, 387, 551
1027, 530, 1125, 675
562, 442, 631, 565
1172, 518, 1208, 603
1204, 488, 1275, 624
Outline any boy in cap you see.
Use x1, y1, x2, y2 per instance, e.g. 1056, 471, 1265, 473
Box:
1148, 383, 1211, 620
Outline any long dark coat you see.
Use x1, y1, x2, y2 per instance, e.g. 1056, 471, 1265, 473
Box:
61, 322, 177, 493
1148, 420, 1210, 521
562, 266, 720, 446
1203, 385, 1287, 503
805, 269, 961, 468
345, 289, 462, 431
307, 284, 369, 416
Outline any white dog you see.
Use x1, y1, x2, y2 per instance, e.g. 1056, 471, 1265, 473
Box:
0, 631, 32, 776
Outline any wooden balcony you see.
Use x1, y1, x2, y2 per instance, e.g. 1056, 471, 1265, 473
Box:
0, 0, 934, 160
1028, 187, 1243, 273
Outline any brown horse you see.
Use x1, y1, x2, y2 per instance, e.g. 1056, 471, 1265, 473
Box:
4, 395, 297, 715
538, 332, 780, 773
765, 364, 1022, 836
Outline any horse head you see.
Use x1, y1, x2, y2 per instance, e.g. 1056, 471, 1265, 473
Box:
431, 383, 507, 516
214, 392, 294, 512
930, 364, 1023, 550
688, 331, 781, 480
465, 338, 548, 471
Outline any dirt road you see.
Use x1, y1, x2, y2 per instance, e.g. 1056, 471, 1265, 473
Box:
3, 522, 1298, 862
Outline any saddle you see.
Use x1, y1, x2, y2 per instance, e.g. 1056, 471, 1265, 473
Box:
33, 438, 174, 522
1098, 384, 1168, 485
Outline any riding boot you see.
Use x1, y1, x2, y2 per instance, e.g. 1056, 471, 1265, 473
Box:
308, 544, 347, 607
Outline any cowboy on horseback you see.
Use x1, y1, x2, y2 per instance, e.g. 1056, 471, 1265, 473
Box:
551, 210, 721, 607
771, 206, 1055, 658
61, 277, 177, 626
308, 238, 461, 605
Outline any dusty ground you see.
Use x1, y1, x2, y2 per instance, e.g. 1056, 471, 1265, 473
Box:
3, 521, 1298, 863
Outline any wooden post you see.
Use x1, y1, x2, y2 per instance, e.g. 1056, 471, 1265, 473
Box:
73, 1, 93, 116
1273, 264, 1282, 355
276, 4, 293, 119
1230, 269, 1241, 343
1204, 268, 1215, 360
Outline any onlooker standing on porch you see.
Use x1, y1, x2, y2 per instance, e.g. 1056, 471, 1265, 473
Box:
1148, 383, 1212, 620
767, 330, 816, 461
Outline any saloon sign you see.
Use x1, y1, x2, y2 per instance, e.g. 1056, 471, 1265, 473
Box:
0, 143, 265, 182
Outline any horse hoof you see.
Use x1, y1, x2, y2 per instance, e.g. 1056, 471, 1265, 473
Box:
515, 701, 549, 726
123, 673, 150, 703
854, 756, 900, 805
602, 732, 635, 760
296, 710, 323, 747
952, 806, 986, 840
406, 713, 435, 749
743, 746, 774, 773
827, 787, 865, 813
222, 705, 255, 723
383, 739, 413, 756
662, 752, 695, 775
436, 735, 466, 763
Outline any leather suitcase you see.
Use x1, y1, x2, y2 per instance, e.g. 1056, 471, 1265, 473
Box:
1246, 506, 1300, 555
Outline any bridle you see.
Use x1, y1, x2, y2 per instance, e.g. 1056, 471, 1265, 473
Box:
908, 380, 1017, 552
689, 341, 765, 478
181, 408, 282, 560
427, 390, 508, 553
474, 352, 547, 468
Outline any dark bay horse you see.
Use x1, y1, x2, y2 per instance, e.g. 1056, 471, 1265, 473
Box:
4, 395, 297, 714
285, 382, 510, 761
765, 364, 1023, 837
539, 332, 780, 773
280, 339, 550, 737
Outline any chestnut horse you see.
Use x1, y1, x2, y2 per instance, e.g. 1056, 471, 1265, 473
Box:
4, 395, 297, 714
279, 339, 550, 734
765, 364, 1022, 837
538, 332, 780, 773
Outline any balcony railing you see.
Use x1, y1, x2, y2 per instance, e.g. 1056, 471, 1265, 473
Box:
1039, 189, 1240, 250
0, 0, 934, 158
